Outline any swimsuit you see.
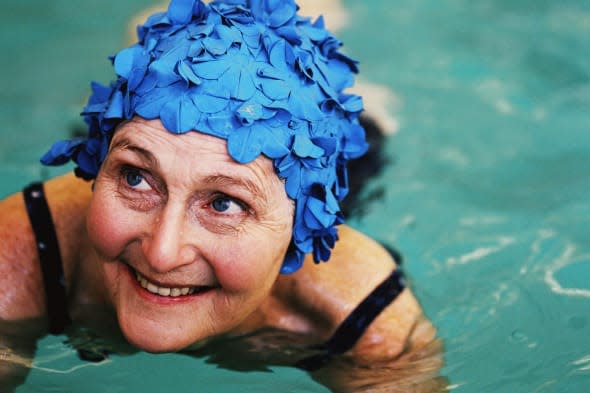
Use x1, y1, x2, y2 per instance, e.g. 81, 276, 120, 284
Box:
295, 269, 405, 371
22, 182, 406, 369
23, 182, 70, 334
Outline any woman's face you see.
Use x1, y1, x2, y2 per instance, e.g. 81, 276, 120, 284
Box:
86, 118, 294, 352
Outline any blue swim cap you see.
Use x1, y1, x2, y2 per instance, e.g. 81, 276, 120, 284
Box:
41, 0, 368, 274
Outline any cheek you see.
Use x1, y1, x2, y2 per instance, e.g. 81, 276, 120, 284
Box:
212, 226, 291, 294
86, 192, 137, 259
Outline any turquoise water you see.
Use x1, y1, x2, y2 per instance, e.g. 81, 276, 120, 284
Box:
1, 0, 589, 391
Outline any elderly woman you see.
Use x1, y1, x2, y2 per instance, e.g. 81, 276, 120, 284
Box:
0, 0, 440, 391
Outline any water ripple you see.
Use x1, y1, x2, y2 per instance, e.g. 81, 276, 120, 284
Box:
544, 244, 590, 298
446, 236, 515, 266
572, 354, 590, 372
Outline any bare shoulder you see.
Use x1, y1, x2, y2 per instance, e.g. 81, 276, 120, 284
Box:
273, 225, 437, 363
0, 182, 45, 320
0, 173, 92, 321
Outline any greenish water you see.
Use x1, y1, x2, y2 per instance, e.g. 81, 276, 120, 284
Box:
1, 0, 589, 392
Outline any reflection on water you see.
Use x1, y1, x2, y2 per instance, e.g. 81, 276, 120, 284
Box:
2, 0, 590, 391
1, 318, 445, 393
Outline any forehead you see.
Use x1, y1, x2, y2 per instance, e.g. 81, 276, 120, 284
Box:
110, 118, 280, 186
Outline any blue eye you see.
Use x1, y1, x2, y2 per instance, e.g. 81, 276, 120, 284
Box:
211, 196, 244, 214
126, 170, 144, 187
212, 197, 231, 212
122, 168, 150, 190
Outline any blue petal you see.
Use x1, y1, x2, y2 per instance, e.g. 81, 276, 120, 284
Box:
268, 1, 296, 28
128, 66, 149, 92
340, 94, 363, 112
275, 26, 301, 44
236, 101, 263, 125
188, 41, 206, 58
40, 139, 84, 166
192, 1, 207, 20
343, 122, 369, 159
168, 0, 196, 25
191, 85, 230, 113
203, 36, 230, 55
150, 57, 182, 87
142, 11, 171, 30
324, 58, 354, 91
76, 150, 101, 176
324, 188, 340, 214
269, 40, 289, 71
299, 23, 329, 42
276, 152, 297, 173
257, 63, 285, 80
260, 126, 290, 158
160, 93, 201, 133
241, 27, 262, 49
284, 168, 302, 198
114, 46, 141, 79
219, 66, 257, 101
287, 85, 325, 121
216, 24, 241, 45
280, 249, 304, 274
187, 23, 214, 38
311, 136, 337, 156
135, 82, 185, 119
192, 59, 231, 79
304, 197, 334, 229
135, 71, 158, 95
104, 90, 124, 119
292, 134, 324, 158
227, 125, 264, 163
206, 112, 239, 137
177, 60, 202, 85
87, 82, 113, 106
260, 78, 290, 100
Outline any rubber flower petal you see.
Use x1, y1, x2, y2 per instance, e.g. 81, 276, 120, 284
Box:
168, 0, 197, 25
41, 0, 369, 274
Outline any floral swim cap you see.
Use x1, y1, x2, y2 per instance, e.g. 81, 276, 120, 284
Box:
41, 0, 368, 274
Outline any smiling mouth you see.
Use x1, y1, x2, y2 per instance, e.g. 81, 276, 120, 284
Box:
133, 269, 215, 298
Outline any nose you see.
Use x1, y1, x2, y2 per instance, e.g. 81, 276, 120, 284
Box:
142, 201, 198, 273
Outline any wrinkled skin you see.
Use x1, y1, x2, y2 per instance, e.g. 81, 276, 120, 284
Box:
87, 118, 295, 352
0, 118, 444, 392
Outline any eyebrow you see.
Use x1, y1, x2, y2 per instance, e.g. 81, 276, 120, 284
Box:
109, 138, 160, 169
109, 137, 266, 199
202, 174, 266, 200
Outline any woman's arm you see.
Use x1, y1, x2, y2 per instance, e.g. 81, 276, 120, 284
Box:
269, 226, 436, 363
0, 187, 46, 321
0, 174, 92, 321
217, 225, 444, 391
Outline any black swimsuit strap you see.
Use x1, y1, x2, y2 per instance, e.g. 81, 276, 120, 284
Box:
295, 269, 406, 371
23, 182, 70, 334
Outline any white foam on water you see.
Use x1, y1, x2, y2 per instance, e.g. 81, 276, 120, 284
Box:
544, 244, 590, 299
446, 236, 515, 266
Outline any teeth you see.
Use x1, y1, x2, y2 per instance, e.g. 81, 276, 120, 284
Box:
135, 271, 199, 297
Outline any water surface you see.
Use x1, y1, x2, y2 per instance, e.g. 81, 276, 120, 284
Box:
1, 0, 589, 391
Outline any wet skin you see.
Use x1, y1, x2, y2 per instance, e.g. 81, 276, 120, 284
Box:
86, 118, 294, 352
0, 119, 443, 392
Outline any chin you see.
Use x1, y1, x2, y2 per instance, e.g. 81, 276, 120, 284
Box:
115, 298, 206, 353
119, 317, 198, 353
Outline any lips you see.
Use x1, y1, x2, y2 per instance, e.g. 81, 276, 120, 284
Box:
129, 266, 216, 298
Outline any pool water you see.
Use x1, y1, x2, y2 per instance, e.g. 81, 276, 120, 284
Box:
1, 0, 589, 391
